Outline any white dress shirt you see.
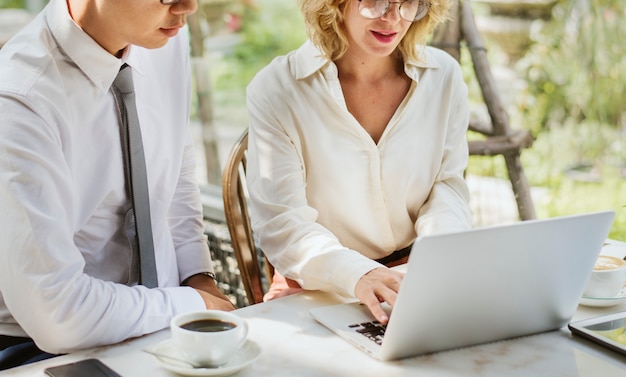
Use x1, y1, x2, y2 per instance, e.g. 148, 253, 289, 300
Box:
246, 41, 473, 298
0, 0, 210, 353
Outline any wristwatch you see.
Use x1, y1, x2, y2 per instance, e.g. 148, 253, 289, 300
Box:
197, 272, 217, 281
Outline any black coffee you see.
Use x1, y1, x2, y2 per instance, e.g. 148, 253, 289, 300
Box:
180, 319, 237, 332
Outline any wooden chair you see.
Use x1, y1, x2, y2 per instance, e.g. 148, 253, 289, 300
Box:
222, 129, 273, 305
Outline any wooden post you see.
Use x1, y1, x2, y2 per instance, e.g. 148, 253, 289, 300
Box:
188, 12, 222, 186
460, 1, 536, 220
432, 0, 536, 220
431, 0, 461, 61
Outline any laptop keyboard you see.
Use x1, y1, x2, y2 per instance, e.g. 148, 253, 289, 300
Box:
349, 321, 387, 345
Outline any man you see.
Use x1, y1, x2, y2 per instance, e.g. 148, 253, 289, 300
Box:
0, 0, 234, 370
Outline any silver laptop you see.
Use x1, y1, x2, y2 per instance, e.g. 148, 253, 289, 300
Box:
310, 211, 615, 361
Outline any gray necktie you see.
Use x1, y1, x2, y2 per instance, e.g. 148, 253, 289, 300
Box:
112, 64, 158, 288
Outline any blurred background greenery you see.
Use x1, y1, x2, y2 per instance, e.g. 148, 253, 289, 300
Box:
0, 0, 22, 7
1, 0, 624, 240
465, 0, 625, 239
0, 0, 39, 9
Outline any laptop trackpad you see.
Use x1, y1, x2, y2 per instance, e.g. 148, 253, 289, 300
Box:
310, 302, 391, 359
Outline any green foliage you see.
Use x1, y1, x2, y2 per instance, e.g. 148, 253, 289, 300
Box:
534, 169, 626, 241
464, 0, 626, 240
213, 0, 306, 90
0, 0, 24, 8
518, 0, 626, 133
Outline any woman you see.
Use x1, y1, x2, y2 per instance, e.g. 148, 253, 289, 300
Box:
245, 0, 472, 323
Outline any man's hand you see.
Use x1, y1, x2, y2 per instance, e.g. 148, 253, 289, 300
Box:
354, 267, 404, 324
182, 274, 237, 311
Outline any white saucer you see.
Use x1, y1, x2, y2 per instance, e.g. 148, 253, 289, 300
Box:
150, 338, 260, 376
580, 286, 626, 308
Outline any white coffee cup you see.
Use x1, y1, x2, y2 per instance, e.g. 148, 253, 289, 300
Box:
583, 255, 626, 298
171, 310, 248, 367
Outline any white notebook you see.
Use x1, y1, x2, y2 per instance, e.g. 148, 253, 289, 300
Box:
310, 211, 615, 361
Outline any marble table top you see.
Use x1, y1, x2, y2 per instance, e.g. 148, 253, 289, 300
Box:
4, 240, 626, 376
3, 289, 626, 377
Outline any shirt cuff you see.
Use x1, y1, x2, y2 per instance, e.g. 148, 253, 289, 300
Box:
175, 243, 214, 282
166, 286, 207, 315
299, 249, 383, 298
341, 258, 384, 298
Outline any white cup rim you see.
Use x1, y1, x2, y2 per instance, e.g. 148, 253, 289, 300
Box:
171, 310, 244, 332
593, 255, 626, 271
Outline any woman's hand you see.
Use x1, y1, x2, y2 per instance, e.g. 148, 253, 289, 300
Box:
354, 267, 404, 324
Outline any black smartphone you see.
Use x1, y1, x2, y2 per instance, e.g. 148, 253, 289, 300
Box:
44, 358, 122, 377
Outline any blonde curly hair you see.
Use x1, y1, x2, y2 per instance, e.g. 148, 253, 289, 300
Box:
299, 0, 451, 62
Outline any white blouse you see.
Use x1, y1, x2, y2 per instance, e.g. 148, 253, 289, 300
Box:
246, 40, 473, 298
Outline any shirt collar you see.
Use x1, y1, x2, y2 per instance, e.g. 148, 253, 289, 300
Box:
291, 40, 441, 82
403, 45, 440, 81
44, 0, 144, 93
291, 40, 330, 80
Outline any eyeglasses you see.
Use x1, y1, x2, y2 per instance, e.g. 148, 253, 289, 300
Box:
357, 0, 430, 22
160, 0, 180, 4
